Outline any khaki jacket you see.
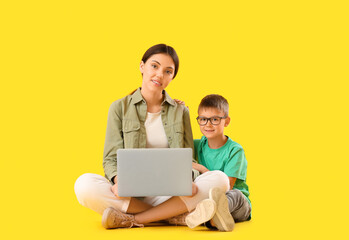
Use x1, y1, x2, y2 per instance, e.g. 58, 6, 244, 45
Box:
103, 88, 199, 183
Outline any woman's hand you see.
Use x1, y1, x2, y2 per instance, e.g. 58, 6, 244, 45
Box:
191, 182, 198, 197
110, 177, 128, 199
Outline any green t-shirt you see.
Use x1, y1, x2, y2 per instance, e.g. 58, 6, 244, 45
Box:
194, 136, 251, 206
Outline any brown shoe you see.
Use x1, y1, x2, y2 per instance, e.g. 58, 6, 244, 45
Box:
102, 207, 144, 229
166, 212, 190, 226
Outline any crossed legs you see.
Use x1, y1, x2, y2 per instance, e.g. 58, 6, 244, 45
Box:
74, 171, 229, 226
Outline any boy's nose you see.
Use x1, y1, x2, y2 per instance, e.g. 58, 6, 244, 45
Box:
206, 120, 213, 126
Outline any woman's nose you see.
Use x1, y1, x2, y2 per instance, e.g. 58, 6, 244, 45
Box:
156, 70, 163, 79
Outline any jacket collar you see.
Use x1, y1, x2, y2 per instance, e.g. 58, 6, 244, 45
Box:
130, 87, 175, 106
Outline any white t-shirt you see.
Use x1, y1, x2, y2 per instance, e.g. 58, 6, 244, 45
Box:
145, 111, 169, 148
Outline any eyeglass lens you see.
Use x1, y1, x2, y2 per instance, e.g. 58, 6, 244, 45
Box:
197, 117, 222, 125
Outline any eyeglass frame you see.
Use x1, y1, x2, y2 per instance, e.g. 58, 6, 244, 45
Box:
196, 116, 228, 126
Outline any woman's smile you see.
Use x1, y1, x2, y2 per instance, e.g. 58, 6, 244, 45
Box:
151, 79, 162, 86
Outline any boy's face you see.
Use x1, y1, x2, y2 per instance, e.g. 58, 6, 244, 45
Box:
197, 107, 230, 140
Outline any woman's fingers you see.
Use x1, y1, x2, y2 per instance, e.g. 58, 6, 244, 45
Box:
111, 182, 128, 199
111, 184, 118, 196
191, 182, 198, 197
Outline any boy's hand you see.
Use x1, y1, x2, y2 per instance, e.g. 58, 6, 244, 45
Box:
192, 162, 209, 174
174, 99, 189, 109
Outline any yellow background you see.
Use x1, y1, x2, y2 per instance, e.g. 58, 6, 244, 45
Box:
1, 0, 348, 239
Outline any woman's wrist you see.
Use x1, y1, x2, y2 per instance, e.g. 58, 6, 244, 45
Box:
111, 176, 117, 184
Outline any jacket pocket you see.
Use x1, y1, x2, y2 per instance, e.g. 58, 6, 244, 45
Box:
172, 123, 184, 147
123, 120, 140, 148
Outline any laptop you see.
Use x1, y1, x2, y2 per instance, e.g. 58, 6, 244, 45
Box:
117, 148, 192, 197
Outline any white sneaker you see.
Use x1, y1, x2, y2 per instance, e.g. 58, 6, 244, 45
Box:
209, 187, 235, 231
185, 199, 217, 229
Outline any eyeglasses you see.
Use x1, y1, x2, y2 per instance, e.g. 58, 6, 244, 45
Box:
196, 116, 227, 126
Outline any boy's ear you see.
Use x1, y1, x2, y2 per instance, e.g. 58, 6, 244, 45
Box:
224, 116, 231, 127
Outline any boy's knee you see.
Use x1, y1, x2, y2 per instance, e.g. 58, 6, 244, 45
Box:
226, 189, 251, 222
226, 189, 248, 206
226, 189, 244, 199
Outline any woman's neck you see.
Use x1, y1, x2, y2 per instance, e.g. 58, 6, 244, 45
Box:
141, 88, 163, 113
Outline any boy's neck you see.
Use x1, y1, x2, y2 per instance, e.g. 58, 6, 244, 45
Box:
207, 135, 228, 149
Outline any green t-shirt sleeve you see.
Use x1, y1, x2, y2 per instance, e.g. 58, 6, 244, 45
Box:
193, 139, 201, 161
224, 147, 247, 180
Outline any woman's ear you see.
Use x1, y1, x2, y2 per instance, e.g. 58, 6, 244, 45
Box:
140, 61, 145, 74
224, 116, 231, 127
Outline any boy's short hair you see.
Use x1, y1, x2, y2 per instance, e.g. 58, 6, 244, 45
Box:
198, 94, 229, 116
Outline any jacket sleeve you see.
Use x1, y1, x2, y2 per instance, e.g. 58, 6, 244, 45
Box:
183, 106, 195, 157
103, 101, 124, 182
182, 106, 200, 180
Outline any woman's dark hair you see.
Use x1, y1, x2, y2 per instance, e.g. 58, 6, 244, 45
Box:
141, 44, 179, 79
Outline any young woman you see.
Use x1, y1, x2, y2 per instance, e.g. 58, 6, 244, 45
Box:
74, 44, 229, 229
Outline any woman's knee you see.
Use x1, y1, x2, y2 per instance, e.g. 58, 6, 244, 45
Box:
74, 173, 104, 204
207, 170, 230, 190
194, 170, 230, 192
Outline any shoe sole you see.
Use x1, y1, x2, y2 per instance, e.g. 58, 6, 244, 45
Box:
101, 207, 114, 229
209, 187, 235, 232
185, 199, 217, 229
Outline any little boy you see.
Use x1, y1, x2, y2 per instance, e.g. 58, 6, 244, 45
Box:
185, 94, 251, 231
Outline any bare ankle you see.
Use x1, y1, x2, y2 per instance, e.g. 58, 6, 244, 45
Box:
134, 215, 141, 224
210, 219, 216, 227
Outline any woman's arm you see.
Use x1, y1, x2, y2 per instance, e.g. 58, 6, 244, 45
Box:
175, 99, 195, 160
181, 105, 201, 182
182, 106, 194, 151
103, 101, 124, 183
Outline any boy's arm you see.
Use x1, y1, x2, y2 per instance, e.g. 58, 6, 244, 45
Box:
192, 138, 209, 173
225, 146, 247, 189
192, 162, 209, 174
229, 177, 237, 190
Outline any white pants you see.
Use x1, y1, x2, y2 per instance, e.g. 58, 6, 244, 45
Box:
74, 170, 229, 215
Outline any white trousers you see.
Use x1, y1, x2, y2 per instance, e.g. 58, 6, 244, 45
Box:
74, 170, 229, 215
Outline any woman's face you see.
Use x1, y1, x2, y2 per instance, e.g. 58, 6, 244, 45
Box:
140, 53, 175, 93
